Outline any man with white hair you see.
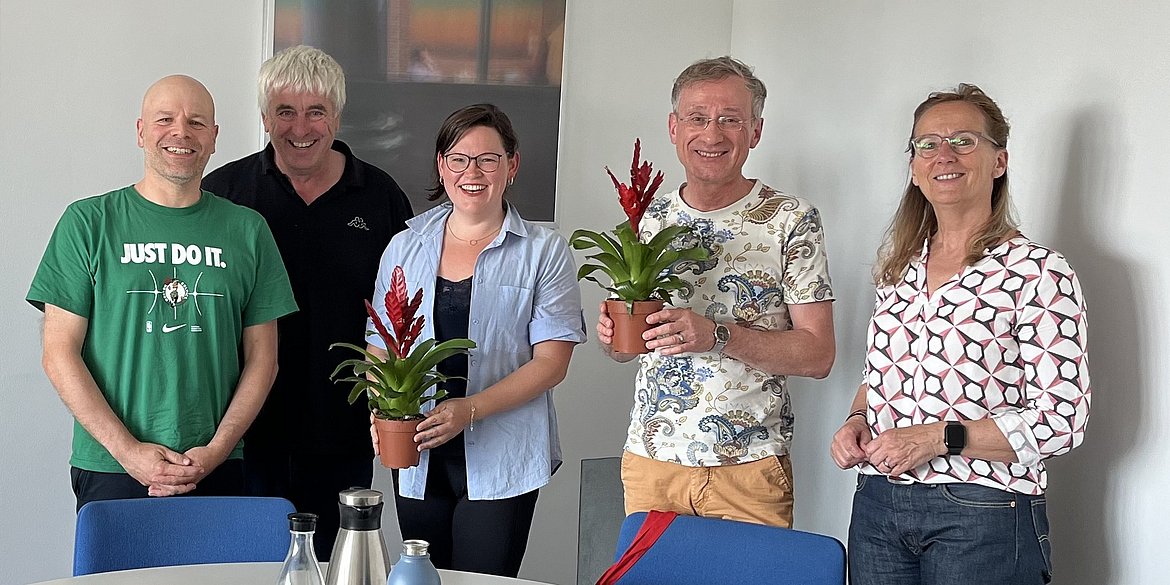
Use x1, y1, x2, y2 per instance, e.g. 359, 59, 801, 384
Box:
203, 46, 412, 558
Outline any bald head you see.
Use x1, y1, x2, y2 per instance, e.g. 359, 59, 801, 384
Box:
137, 74, 219, 192
142, 75, 215, 121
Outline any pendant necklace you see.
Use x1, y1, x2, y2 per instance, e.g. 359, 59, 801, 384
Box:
446, 221, 502, 246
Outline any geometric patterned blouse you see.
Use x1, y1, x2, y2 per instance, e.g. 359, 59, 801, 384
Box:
860, 235, 1090, 495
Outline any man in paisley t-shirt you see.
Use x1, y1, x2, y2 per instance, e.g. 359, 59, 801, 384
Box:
597, 57, 836, 528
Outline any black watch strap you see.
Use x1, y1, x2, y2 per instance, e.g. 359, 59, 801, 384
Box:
944, 421, 967, 456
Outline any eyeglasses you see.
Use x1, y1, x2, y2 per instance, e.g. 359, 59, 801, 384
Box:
676, 114, 753, 132
443, 152, 504, 173
908, 131, 1002, 158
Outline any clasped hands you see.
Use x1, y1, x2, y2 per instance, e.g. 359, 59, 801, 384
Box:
117, 441, 226, 497
831, 418, 946, 477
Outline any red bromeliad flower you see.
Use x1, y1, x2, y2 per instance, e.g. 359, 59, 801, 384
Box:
333, 264, 476, 421
569, 139, 709, 306
364, 265, 425, 359
605, 138, 664, 233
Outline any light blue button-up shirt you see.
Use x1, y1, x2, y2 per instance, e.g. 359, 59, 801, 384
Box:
367, 202, 586, 499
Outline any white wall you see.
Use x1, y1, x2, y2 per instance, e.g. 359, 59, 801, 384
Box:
4, 1, 1168, 584
0, 2, 268, 583
730, 2, 1170, 584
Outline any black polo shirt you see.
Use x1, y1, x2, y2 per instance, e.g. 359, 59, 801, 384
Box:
203, 141, 413, 456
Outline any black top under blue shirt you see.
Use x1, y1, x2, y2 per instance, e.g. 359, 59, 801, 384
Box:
432, 275, 472, 459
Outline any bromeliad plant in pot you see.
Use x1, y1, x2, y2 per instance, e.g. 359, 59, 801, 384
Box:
330, 265, 475, 469
569, 139, 709, 354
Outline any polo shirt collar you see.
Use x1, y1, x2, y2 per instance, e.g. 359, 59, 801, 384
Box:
258, 139, 365, 189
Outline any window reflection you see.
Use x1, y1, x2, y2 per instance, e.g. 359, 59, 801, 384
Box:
271, 0, 565, 221
275, 0, 565, 87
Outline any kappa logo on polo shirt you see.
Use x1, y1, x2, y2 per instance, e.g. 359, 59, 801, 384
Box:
347, 216, 370, 231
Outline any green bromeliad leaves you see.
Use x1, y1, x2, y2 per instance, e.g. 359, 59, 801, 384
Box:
333, 265, 477, 420
569, 222, 709, 305
575, 140, 709, 307
329, 337, 476, 419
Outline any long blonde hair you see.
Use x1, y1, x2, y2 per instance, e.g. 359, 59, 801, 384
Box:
875, 84, 1017, 287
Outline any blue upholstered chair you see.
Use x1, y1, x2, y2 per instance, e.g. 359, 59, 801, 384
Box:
611, 512, 846, 585
73, 496, 296, 576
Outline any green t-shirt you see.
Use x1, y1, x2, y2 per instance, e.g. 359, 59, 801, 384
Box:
27, 186, 298, 473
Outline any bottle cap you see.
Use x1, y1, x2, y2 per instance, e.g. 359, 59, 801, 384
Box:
288, 512, 319, 532
338, 487, 383, 507
402, 539, 430, 556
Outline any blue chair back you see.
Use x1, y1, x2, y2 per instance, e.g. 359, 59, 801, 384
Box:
74, 496, 296, 576
612, 512, 846, 585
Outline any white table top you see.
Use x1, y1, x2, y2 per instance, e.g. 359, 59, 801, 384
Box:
28, 562, 552, 585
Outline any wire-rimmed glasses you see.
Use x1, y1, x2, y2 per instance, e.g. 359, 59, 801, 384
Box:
908, 131, 1002, 158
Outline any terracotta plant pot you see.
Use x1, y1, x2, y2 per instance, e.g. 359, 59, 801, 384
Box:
373, 417, 422, 469
606, 299, 665, 354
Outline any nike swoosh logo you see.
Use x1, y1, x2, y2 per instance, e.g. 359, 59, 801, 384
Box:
162, 324, 187, 333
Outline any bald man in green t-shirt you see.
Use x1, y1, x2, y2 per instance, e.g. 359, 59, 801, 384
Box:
27, 75, 298, 510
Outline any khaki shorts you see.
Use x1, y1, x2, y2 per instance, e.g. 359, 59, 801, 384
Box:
620, 450, 794, 528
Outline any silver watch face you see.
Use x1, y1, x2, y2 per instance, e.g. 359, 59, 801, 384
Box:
715, 324, 731, 343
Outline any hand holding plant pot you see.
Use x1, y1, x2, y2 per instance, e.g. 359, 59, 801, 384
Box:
570, 139, 709, 353
330, 265, 475, 468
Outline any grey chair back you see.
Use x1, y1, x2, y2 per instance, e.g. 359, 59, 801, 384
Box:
577, 456, 625, 585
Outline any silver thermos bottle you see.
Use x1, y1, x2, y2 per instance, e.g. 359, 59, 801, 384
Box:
324, 488, 391, 585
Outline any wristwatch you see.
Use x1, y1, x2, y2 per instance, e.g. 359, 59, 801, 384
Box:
944, 421, 967, 456
711, 323, 731, 354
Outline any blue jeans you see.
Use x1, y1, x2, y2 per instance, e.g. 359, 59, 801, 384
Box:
848, 474, 1052, 585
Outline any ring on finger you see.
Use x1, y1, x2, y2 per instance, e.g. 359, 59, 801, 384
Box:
676, 332, 685, 344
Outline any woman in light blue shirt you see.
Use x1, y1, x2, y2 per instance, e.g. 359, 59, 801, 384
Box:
366, 104, 586, 577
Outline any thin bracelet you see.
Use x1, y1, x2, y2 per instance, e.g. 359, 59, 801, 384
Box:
846, 409, 866, 422
469, 401, 477, 432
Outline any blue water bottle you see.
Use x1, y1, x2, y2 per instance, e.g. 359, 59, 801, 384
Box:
386, 539, 441, 585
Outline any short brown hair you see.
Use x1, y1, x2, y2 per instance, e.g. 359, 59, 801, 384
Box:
671, 56, 766, 119
427, 104, 519, 201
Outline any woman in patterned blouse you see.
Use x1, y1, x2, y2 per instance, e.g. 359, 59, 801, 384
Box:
830, 84, 1090, 585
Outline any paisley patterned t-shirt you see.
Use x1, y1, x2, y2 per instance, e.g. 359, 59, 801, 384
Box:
624, 181, 834, 466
